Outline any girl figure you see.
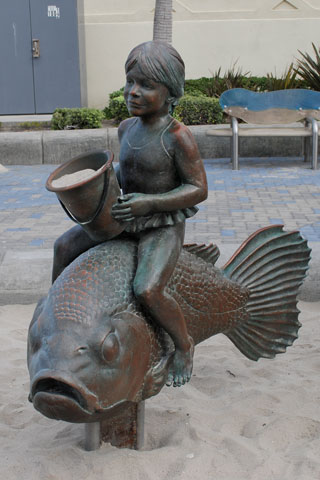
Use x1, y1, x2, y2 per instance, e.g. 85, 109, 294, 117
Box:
52, 41, 207, 387
112, 41, 207, 387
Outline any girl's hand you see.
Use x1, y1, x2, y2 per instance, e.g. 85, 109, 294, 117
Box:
111, 193, 154, 222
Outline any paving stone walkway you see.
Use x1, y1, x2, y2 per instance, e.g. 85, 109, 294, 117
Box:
1, 158, 319, 255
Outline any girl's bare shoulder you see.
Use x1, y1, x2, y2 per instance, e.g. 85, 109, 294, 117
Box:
118, 117, 136, 140
167, 118, 198, 151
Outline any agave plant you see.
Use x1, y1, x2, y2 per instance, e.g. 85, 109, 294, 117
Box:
295, 43, 320, 91
206, 67, 224, 98
223, 60, 250, 90
207, 61, 250, 98
266, 63, 299, 91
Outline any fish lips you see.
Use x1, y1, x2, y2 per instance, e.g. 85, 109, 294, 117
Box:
30, 370, 110, 423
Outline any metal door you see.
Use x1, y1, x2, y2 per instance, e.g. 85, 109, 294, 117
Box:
30, 0, 81, 113
0, 0, 81, 114
0, 0, 35, 114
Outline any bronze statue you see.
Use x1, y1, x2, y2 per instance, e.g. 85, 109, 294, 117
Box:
50, 41, 207, 387
27, 41, 311, 450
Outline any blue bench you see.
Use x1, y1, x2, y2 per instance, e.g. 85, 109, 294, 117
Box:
207, 88, 320, 170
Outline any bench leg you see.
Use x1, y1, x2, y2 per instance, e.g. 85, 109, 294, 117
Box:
231, 117, 239, 170
311, 118, 318, 170
303, 137, 309, 163
305, 117, 318, 169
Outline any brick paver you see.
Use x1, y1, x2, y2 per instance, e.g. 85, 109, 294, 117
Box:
0, 158, 320, 255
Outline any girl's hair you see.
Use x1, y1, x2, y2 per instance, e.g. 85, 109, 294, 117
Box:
125, 41, 185, 107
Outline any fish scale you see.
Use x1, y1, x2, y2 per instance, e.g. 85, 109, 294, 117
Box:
167, 252, 249, 344
51, 241, 138, 321
49, 238, 250, 356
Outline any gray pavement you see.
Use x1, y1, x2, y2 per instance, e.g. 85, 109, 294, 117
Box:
0, 157, 320, 304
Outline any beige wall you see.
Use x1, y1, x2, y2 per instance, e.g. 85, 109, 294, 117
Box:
78, 0, 320, 109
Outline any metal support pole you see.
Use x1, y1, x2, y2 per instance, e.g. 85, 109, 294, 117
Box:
303, 135, 309, 163
136, 401, 145, 450
231, 116, 239, 170
84, 422, 101, 451
310, 117, 318, 170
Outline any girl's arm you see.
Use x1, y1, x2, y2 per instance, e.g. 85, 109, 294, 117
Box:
115, 117, 137, 189
149, 122, 208, 212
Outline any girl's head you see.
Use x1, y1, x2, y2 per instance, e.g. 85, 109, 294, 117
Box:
125, 41, 185, 108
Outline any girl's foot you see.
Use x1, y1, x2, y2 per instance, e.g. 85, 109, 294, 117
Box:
166, 337, 194, 387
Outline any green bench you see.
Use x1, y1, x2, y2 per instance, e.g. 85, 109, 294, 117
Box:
206, 88, 320, 170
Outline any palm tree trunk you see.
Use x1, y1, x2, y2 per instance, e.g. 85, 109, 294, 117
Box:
153, 0, 172, 44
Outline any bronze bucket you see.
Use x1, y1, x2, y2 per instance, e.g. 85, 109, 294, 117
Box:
46, 150, 125, 242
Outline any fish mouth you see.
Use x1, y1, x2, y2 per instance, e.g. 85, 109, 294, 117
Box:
30, 371, 100, 423
30, 371, 128, 423
33, 378, 87, 409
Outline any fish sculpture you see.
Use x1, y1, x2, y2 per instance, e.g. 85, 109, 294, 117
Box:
27, 225, 310, 446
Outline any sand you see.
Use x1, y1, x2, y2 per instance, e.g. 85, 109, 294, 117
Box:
52, 168, 101, 188
1, 301, 320, 480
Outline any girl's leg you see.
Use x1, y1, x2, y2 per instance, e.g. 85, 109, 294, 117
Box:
133, 222, 193, 387
52, 225, 101, 283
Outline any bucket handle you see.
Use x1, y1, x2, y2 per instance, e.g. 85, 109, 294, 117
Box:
59, 168, 110, 226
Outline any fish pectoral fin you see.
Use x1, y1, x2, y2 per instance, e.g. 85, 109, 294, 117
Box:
142, 353, 174, 399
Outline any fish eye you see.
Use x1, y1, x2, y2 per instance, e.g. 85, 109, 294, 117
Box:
101, 332, 120, 363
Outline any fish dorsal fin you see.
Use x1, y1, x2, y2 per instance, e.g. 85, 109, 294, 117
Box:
183, 243, 220, 265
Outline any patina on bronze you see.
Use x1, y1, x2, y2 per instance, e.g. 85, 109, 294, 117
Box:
27, 41, 311, 451
28, 225, 311, 449
46, 150, 125, 242
48, 41, 208, 388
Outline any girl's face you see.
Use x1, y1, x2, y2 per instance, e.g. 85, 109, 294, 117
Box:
124, 64, 171, 119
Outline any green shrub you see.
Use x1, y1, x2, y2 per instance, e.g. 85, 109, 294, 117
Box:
51, 108, 104, 130
185, 77, 218, 97
103, 106, 114, 120
185, 63, 251, 98
241, 76, 270, 91
173, 95, 223, 125
104, 95, 130, 123
183, 83, 206, 97
103, 90, 223, 125
109, 88, 124, 99
185, 74, 271, 97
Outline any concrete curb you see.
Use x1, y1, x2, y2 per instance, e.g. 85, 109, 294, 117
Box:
0, 125, 315, 166
1, 242, 318, 305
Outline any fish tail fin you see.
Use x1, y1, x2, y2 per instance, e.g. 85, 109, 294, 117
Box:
222, 225, 311, 361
